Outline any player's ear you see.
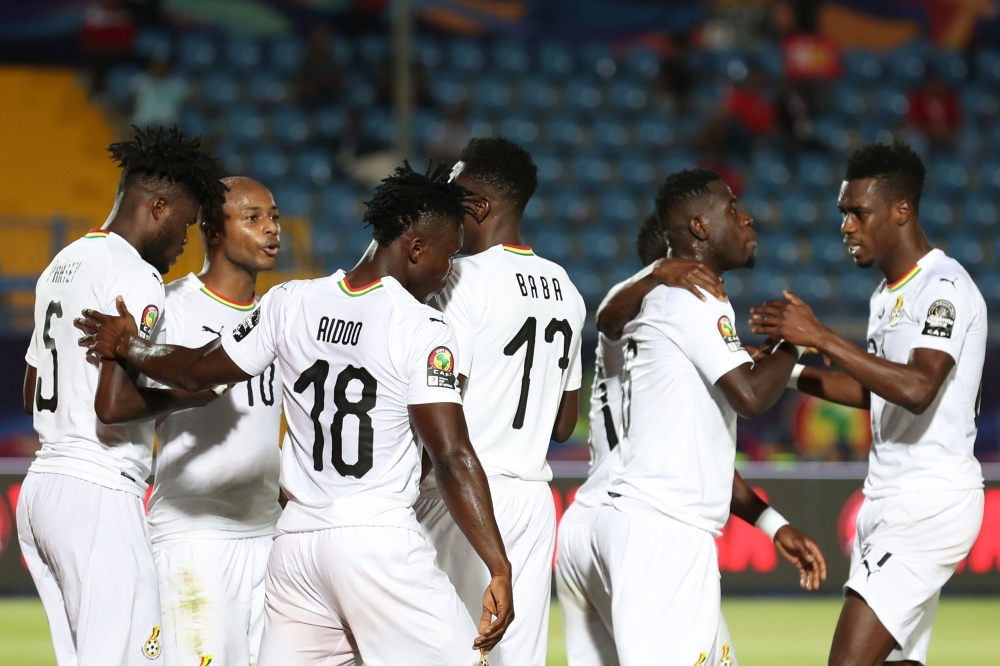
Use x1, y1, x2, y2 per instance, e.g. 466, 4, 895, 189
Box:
467, 194, 490, 224
689, 216, 709, 242
895, 199, 913, 226
406, 233, 424, 264
149, 196, 168, 221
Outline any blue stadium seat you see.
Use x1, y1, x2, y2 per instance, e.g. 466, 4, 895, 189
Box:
565, 266, 603, 301
533, 151, 564, 185
538, 42, 575, 76
980, 160, 1000, 193
348, 80, 376, 106
886, 50, 925, 83
874, 87, 909, 120
965, 196, 998, 228
413, 109, 444, 149
430, 75, 469, 107
920, 195, 955, 228
610, 262, 643, 287
533, 230, 571, 260
361, 108, 395, 144
758, 44, 784, 78
522, 196, 547, 224
321, 184, 359, 219
949, 234, 985, 267
178, 34, 217, 70
814, 116, 851, 153
812, 235, 847, 265
961, 87, 999, 120
714, 50, 749, 80
578, 42, 615, 79
565, 79, 603, 110
547, 116, 584, 147
520, 77, 559, 110
625, 49, 659, 81
329, 36, 354, 67
552, 190, 591, 222
751, 270, 791, 301
572, 154, 612, 188
273, 107, 309, 144
250, 147, 289, 183
249, 72, 289, 104
226, 107, 266, 141
270, 36, 304, 71
931, 158, 970, 193
178, 108, 211, 138
357, 34, 390, 66
840, 270, 880, 303
295, 148, 333, 186
795, 271, 834, 302
226, 36, 262, 69
781, 193, 819, 228
753, 153, 791, 190
214, 143, 246, 176
798, 153, 834, 192
833, 83, 867, 117
976, 50, 1000, 83
764, 233, 801, 266
826, 198, 845, 228
449, 39, 486, 72
348, 227, 374, 254
316, 106, 347, 139
600, 191, 639, 224
859, 122, 894, 145
619, 154, 656, 189
977, 270, 1000, 304
494, 40, 530, 73
635, 116, 674, 149
500, 116, 540, 147
107, 65, 141, 106
843, 51, 883, 82
474, 77, 512, 109
741, 191, 775, 226
272, 182, 312, 217
134, 30, 171, 59
202, 71, 240, 108
412, 35, 443, 69
592, 117, 629, 149
582, 229, 620, 260
609, 80, 648, 111
662, 151, 698, 176
929, 50, 968, 82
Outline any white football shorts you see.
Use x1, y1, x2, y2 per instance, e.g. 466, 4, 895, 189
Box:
256, 525, 481, 666
592, 503, 738, 666
154, 534, 271, 666
16, 472, 163, 666
555, 501, 618, 666
415, 477, 556, 666
846, 488, 984, 664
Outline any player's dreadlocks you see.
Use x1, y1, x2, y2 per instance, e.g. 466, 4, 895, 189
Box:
362, 161, 474, 245
457, 136, 538, 213
845, 141, 926, 211
655, 168, 722, 228
108, 125, 228, 219
635, 213, 668, 266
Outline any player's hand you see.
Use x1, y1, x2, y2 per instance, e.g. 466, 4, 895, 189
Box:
748, 291, 825, 347
651, 258, 727, 302
75, 296, 138, 360
474, 573, 514, 653
774, 524, 827, 591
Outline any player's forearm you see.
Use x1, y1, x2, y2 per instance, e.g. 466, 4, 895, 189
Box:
730, 471, 769, 525
95, 360, 217, 425
795, 366, 870, 409
595, 268, 659, 339
119, 334, 238, 392
727, 344, 799, 418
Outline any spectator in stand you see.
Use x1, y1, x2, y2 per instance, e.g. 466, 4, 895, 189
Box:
906, 70, 961, 151
80, 0, 136, 98
297, 25, 343, 108
776, 81, 824, 154
698, 66, 777, 158
427, 105, 472, 167
657, 35, 695, 112
131, 57, 188, 129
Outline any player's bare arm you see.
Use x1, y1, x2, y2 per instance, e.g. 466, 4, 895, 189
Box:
551, 389, 579, 442
730, 472, 827, 590
23, 364, 36, 415
92, 357, 221, 425
750, 290, 954, 414
596, 258, 728, 339
408, 401, 514, 652
75, 296, 251, 391
714, 342, 799, 419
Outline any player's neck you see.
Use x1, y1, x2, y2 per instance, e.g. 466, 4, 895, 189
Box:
198, 259, 257, 305
103, 216, 146, 256
473, 219, 522, 254
673, 248, 725, 279
877, 232, 933, 285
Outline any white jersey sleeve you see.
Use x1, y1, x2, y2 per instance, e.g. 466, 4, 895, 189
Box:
435, 268, 482, 378
25, 327, 38, 366
106, 264, 165, 341
659, 288, 753, 385
221, 287, 284, 376
907, 277, 973, 362
403, 318, 463, 406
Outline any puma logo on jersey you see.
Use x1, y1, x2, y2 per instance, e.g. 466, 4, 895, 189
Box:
428, 316, 446, 325
863, 551, 893, 580
515, 273, 563, 301
202, 325, 222, 336
939, 277, 958, 288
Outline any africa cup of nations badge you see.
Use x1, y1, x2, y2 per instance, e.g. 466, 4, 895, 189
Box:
717, 316, 744, 352
142, 626, 161, 659
922, 299, 956, 338
427, 346, 457, 389
139, 305, 159, 340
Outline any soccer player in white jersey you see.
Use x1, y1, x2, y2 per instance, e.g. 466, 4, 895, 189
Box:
147, 177, 282, 666
749, 142, 986, 666
75, 163, 514, 666
591, 169, 827, 666
413, 137, 585, 666
17, 126, 227, 665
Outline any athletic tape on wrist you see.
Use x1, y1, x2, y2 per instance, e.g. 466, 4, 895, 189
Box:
788, 364, 805, 390
755, 506, 790, 540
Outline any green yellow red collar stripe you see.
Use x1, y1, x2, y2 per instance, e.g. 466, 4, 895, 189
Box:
887, 265, 922, 292
199, 285, 256, 311
502, 244, 533, 256
338, 277, 383, 296
84, 229, 109, 239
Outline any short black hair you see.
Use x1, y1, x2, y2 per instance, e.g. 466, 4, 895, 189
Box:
654, 168, 722, 228
458, 136, 537, 212
636, 213, 668, 265
845, 141, 926, 210
362, 161, 473, 245
109, 125, 227, 219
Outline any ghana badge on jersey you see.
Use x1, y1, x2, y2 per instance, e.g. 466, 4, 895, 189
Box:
427, 346, 457, 389
142, 626, 161, 659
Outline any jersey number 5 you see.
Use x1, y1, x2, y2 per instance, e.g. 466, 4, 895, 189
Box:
36, 301, 62, 412
503, 316, 572, 429
294, 361, 377, 477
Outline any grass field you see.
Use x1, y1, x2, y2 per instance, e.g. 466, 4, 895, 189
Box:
2, 597, 998, 665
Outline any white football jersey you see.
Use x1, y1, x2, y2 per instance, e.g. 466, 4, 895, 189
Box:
220, 270, 463, 535
607, 285, 753, 535
431, 244, 585, 482
147, 274, 283, 543
25, 229, 164, 496
864, 249, 986, 498
573, 333, 624, 508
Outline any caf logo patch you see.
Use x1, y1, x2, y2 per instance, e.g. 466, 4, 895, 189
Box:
233, 307, 261, 342
427, 346, 457, 389
889, 296, 904, 326
142, 626, 161, 659
719, 644, 734, 666
717, 316, 744, 352
922, 299, 956, 339
138, 305, 159, 340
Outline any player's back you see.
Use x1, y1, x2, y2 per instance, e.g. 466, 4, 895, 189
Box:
435, 244, 585, 482
573, 333, 623, 508
28, 229, 164, 495
223, 270, 463, 535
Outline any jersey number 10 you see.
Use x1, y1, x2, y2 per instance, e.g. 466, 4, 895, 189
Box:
503, 316, 572, 429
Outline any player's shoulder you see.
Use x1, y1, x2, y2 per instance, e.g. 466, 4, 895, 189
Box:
163, 273, 201, 302
917, 250, 984, 306
381, 277, 441, 321
648, 283, 731, 317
